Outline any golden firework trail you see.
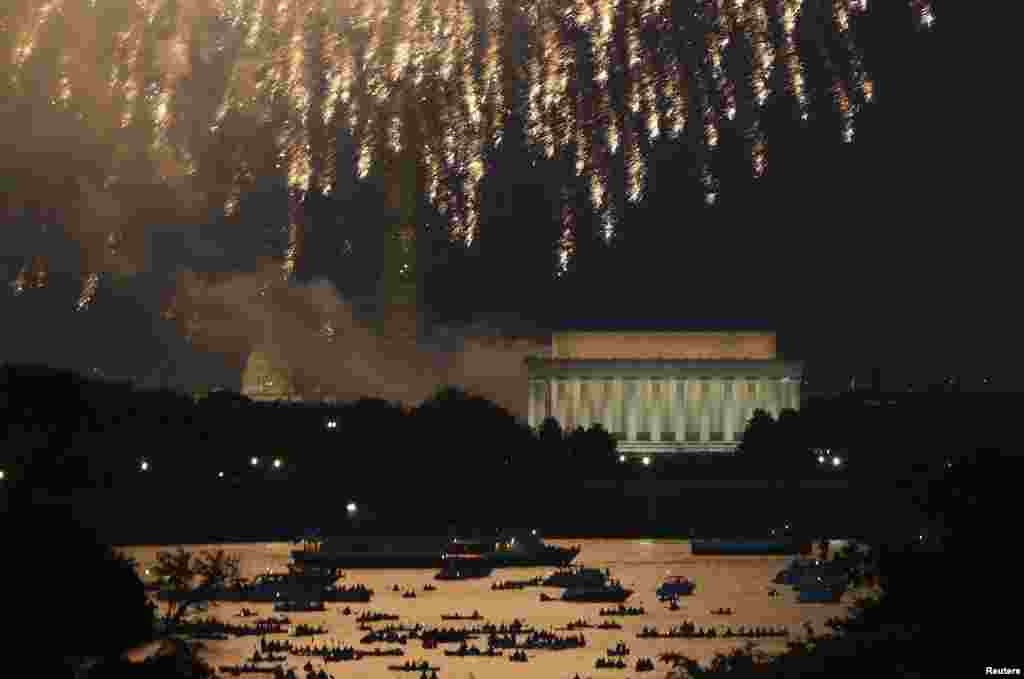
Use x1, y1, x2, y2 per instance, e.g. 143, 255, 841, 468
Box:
77, 272, 100, 311
6, 0, 922, 297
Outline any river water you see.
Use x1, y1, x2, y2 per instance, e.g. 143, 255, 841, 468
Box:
122, 539, 871, 678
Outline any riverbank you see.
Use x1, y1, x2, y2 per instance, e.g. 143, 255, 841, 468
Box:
33, 478, 920, 548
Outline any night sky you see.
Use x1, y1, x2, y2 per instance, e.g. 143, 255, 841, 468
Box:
0, 0, 1007, 398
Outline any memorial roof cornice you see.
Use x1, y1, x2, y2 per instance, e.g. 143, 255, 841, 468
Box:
525, 357, 803, 378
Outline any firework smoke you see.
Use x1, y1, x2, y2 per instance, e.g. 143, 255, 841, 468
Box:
1, 0, 933, 404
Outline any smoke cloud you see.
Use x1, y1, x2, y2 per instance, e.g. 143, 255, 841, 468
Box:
177, 262, 546, 418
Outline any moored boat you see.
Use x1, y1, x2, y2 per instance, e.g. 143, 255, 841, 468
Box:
797, 586, 844, 603
792, 572, 849, 591
542, 565, 609, 588
562, 582, 633, 603
435, 556, 494, 580
291, 530, 577, 569
772, 558, 822, 585
656, 576, 696, 598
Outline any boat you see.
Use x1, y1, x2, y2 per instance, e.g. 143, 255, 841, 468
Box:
273, 600, 326, 612
562, 583, 633, 603
291, 530, 577, 569
797, 586, 844, 603
487, 531, 580, 567
542, 565, 609, 588
656, 576, 696, 598
435, 562, 493, 580
691, 538, 810, 555
440, 612, 484, 621
772, 558, 822, 585
775, 557, 852, 589
792, 572, 849, 591
387, 663, 441, 672
435, 551, 494, 580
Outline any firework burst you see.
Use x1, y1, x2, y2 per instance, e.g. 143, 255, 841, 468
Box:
6, 0, 926, 296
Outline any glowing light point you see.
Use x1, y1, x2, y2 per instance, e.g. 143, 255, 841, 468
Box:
251, 457, 260, 467
619, 454, 626, 462
920, 6, 935, 29
346, 502, 357, 513
273, 458, 282, 469
832, 456, 842, 467
818, 455, 826, 464
642, 456, 651, 466
0, 469, 5, 480
140, 460, 149, 471
218, 471, 225, 478
326, 419, 338, 430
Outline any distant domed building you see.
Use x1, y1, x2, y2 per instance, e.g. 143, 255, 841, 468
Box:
242, 348, 301, 402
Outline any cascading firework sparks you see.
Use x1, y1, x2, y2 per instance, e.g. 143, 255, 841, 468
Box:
77, 273, 100, 311
5, 0, 921, 298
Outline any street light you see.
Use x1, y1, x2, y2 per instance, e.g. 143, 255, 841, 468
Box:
326, 419, 338, 430
619, 454, 626, 462
642, 456, 651, 466
832, 456, 842, 467
273, 458, 282, 469
140, 460, 149, 472
251, 456, 259, 467
817, 454, 825, 464
346, 502, 357, 513
218, 471, 225, 478
0, 469, 5, 481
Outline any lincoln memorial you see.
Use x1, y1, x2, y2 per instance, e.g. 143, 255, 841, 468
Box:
526, 331, 803, 455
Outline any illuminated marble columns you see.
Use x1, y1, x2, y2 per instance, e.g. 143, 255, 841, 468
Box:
612, 378, 625, 437
624, 378, 638, 440
524, 346, 803, 453
672, 378, 686, 441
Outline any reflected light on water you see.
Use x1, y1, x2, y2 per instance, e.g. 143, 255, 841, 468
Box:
124, 539, 876, 672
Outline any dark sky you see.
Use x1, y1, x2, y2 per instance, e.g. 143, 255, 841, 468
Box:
0, 1, 1011, 397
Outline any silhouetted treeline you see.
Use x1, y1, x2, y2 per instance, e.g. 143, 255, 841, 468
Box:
10, 363, 1008, 503
1, 364, 619, 492
734, 392, 1020, 478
